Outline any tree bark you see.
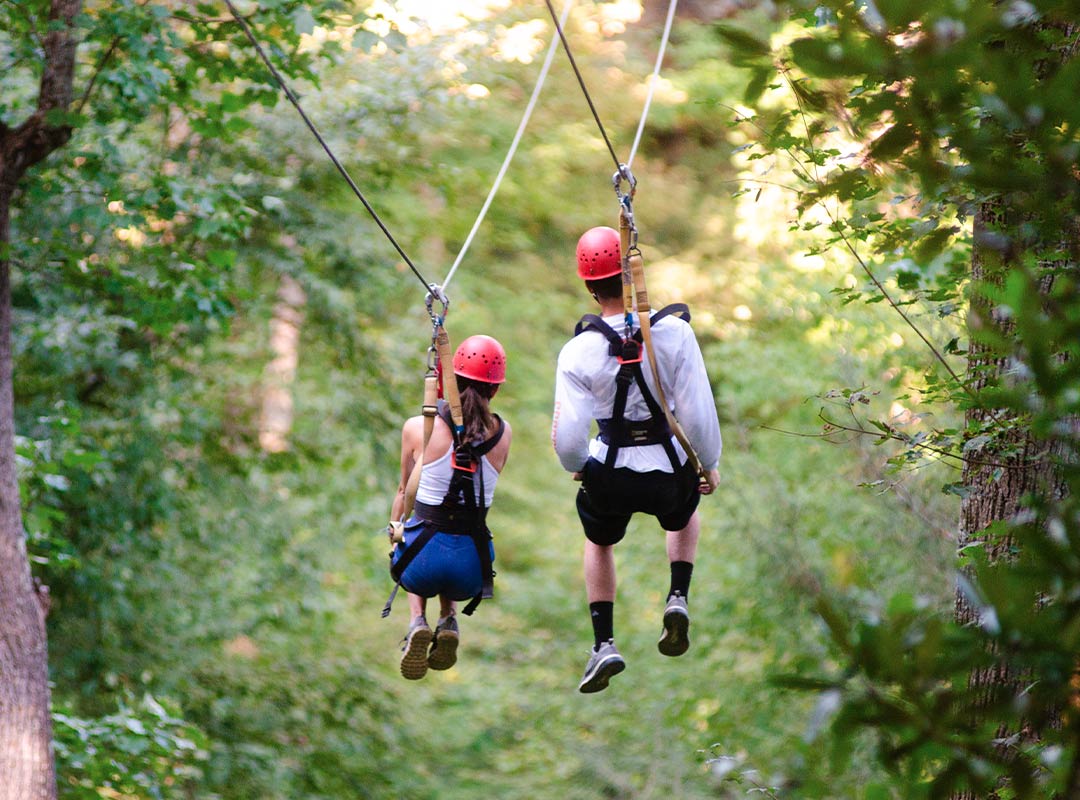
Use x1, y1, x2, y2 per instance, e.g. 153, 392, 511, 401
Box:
258, 274, 306, 453
0, 2, 82, 797
0, 190, 57, 800
951, 208, 1071, 800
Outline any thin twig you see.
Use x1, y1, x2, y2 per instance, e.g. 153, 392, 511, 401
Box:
717, 177, 806, 195
75, 35, 122, 115
760, 411, 1018, 471
816, 410, 1018, 470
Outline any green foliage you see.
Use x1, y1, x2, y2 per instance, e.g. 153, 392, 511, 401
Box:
718, 0, 1080, 796
54, 693, 207, 799
9, 1, 981, 798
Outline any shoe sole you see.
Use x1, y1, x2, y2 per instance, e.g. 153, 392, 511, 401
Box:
400, 627, 433, 680
428, 630, 459, 671
578, 655, 626, 694
658, 608, 690, 657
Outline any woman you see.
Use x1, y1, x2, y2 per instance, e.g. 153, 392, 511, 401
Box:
389, 334, 512, 680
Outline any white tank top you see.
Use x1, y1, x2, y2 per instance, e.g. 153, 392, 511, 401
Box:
415, 446, 500, 507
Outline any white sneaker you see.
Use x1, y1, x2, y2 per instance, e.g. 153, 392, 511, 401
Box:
578, 640, 625, 693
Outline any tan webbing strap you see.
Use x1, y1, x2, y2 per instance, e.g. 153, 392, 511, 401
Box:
399, 370, 439, 527
435, 325, 464, 432
620, 208, 707, 481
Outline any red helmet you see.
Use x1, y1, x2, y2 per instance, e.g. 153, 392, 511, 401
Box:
453, 335, 507, 384
576, 226, 622, 280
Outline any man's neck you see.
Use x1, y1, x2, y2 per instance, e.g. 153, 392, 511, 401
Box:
596, 298, 625, 317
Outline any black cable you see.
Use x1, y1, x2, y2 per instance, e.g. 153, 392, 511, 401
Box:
542, 0, 623, 173
224, 0, 432, 295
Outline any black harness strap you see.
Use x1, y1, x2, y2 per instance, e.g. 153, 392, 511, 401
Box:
575, 304, 689, 472
382, 400, 504, 618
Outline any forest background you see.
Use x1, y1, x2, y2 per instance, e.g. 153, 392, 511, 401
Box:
7, 0, 1071, 797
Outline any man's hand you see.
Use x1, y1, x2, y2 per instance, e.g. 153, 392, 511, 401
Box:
698, 468, 720, 495
572, 471, 584, 481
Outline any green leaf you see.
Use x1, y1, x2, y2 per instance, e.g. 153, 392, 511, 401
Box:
868, 123, 916, 162
713, 24, 772, 62
743, 67, 773, 105
207, 249, 236, 269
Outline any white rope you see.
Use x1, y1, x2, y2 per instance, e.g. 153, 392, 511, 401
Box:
441, 0, 574, 291
626, 0, 678, 169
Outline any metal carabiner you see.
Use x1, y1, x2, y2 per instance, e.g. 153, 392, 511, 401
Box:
612, 163, 637, 201
425, 283, 450, 327
620, 194, 640, 253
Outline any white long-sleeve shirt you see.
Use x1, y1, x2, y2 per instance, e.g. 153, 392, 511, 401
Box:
552, 310, 721, 474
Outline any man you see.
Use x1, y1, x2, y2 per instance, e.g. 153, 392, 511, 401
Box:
552, 226, 722, 694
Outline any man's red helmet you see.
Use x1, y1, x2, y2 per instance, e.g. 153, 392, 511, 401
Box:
576, 226, 622, 280
453, 335, 507, 384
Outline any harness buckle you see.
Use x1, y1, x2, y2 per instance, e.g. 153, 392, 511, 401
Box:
617, 339, 642, 365
452, 447, 477, 473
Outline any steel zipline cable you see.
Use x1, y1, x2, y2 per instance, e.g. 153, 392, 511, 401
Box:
443, 0, 573, 292
224, 0, 433, 295
226, 0, 577, 302
541, 0, 623, 173
627, 0, 678, 168
541, 0, 679, 174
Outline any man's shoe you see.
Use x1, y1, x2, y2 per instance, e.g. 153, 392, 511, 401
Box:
400, 616, 433, 680
578, 640, 625, 693
658, 592, 690, 657
428, 614, 459, 671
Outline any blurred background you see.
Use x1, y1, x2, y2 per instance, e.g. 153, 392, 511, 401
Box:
10, 1, 961, 796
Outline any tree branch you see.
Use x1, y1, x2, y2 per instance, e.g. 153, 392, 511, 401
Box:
37, 0, 80, 120
0, 0, 82, 187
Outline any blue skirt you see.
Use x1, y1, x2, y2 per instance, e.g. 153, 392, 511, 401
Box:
392, 518, 495, 600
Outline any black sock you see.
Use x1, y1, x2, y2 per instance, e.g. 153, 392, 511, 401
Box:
589, 601, 614, 649
669, 561, 694, 600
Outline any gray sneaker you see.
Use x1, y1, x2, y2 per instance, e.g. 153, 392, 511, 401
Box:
400, 616, 433, 680
658, 592, 690, 657
578, 640, 625, 693
428, 614, 460, 671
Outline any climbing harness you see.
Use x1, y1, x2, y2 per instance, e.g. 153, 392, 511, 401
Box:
384, 332, 507, 618
382, 400, 505, 618
574, 303, 690, 471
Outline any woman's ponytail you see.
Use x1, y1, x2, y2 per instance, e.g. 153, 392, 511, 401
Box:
457, 376, 496, 442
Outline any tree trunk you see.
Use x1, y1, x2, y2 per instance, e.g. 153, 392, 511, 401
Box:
951, 204, 1071, 799
0, 2, 83, 796
258, 274, 306, 453
0, 185, 57, 800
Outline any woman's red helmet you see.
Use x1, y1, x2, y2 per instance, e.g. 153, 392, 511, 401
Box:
453, 335, 507, 384
576, 226, 622, 280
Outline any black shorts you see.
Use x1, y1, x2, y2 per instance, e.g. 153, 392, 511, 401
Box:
575, 457, 701, 546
